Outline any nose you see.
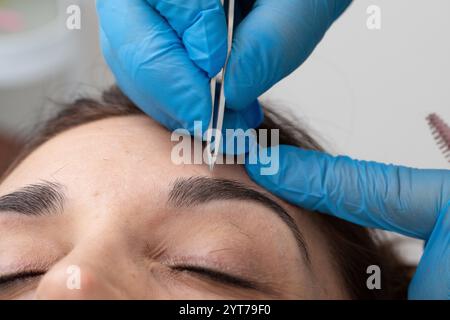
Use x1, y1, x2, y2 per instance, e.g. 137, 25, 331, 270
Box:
33, 232, 143, 300
35, 259, 128, 300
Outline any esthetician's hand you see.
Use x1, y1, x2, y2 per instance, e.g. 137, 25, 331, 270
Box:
96, 0, 352, 136
246, 147, 450, 299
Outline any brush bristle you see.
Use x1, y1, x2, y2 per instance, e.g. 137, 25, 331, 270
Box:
427, 113, 450, 162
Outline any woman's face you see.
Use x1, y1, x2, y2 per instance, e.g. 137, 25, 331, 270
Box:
0, 115, 346, 299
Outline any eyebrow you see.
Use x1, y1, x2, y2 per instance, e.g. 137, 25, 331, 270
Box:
0, 181, 65, 216
168, 177, 310, 262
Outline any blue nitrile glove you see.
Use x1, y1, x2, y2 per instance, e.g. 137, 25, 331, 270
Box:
246, 146, 450, 299
96, 0, 351, 136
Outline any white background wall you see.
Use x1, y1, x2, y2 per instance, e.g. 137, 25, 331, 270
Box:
1, 0, 449, 263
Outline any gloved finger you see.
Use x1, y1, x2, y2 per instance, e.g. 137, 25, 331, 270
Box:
246, 146, 450, 240
408, 203, 450, 299
146, 0, 228, 77
98, 29, 187, 131
225, 0, 352, 110
223, 100, 264, 132
96, 0, 212, 135
221, 100, 264, 155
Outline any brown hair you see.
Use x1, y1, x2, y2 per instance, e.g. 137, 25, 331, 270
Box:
1, 86, 414, 299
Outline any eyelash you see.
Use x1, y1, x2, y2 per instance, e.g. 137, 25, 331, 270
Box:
171, 265, 258, 290
0, 271, 44, 291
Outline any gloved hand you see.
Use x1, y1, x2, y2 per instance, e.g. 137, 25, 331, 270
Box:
246, 147, 450, 299
96, 0, 352, 135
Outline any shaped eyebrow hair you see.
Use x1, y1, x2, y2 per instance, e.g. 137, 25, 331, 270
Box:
0, 181, 65, 216
168, 177, 310, 263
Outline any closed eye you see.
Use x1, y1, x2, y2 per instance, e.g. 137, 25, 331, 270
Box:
0, 270, 45, 291
171, 265, 259, 290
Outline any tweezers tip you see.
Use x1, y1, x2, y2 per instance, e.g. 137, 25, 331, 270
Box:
208, 160, 216, 172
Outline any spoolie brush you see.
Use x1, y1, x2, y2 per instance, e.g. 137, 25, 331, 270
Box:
426, 113, 450, 163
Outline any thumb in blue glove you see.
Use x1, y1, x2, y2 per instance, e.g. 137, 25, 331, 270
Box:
246, 146, 450, 299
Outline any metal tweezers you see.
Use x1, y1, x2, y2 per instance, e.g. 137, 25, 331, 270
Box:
206, 0, 235, 171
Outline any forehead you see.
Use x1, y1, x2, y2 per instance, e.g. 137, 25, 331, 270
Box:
0, 115, 252, 197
